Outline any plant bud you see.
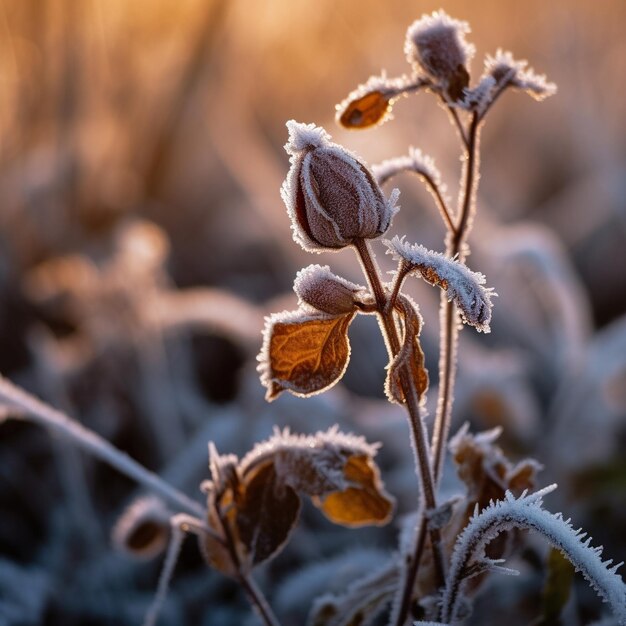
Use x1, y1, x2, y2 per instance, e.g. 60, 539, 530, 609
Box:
281, 121, 399, 252
293, 265, 364, 315
404, 11, 475, 101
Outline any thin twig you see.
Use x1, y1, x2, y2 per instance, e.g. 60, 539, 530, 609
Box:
445, 103, 469, 149
0, 375, 205, 517
421, 172, 457, 235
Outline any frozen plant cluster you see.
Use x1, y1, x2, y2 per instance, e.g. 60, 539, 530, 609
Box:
0, 7, 624, 626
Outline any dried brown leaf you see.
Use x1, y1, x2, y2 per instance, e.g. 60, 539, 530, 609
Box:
314, 454, 394, 527
385, 295, 429, 404
258, 309, 355, 401
236, 460, 301, 568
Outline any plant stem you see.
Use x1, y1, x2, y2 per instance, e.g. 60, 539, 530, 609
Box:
353, 239, 445, 624
431, 112, 481, 485
0, 374, 205, 518
422, 173, 457, 235
214, 506, 280, 626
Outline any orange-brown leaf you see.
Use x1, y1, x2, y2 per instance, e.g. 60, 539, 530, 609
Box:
338, 90, 392, 129
385, 296, 428, 404
314, 455, 394, 527
259, 310, 355, 401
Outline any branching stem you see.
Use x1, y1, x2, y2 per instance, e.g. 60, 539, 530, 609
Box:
353, 239, 446, 624
431, 112, 481, 485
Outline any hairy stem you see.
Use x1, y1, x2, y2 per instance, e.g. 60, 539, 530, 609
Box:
0, 375, 205, 517
353, 239, 445, 624
431, 112, 481, 485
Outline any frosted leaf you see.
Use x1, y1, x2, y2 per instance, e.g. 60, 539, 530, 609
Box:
240, 427, 393, 528
257, 307, 356, 400
385, 236, 496, 332
404, 10, 476, 101
442, 486, 626, 625
336, 73, 429, 129
293, 264, 366, 315
485, 49, 557, 101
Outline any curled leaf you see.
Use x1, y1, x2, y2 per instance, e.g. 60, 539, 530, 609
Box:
258, 308, 356, 401
385, 236, 496, 332
385, 295, 429, 405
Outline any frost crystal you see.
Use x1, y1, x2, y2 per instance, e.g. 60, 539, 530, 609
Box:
240, 425, 380, 493
385, 236, 496, 332
462, 75, 497, 113
485, 49, 557, 101
285, 120, 330, 152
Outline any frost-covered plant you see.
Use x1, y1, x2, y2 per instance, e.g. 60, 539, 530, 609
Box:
0, 9, 624, 626
258, 8, 625, 626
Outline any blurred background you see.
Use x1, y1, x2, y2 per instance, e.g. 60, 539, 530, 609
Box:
0, 1, 625, 624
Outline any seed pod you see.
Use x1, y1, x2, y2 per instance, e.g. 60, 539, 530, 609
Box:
293, 265, 364, 315
404, 11, 475, 102
281, 121, 399, 253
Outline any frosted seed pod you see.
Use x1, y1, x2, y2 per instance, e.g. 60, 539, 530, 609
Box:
281, 121, 399, 252
293, 265, 364, 315
404, 10, 475, 101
